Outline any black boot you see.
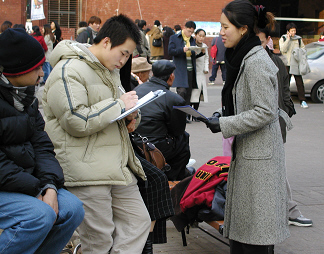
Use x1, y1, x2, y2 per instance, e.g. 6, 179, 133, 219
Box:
142, 232, 153, 254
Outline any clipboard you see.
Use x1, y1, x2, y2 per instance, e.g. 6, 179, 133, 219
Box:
111, 90, 166, 123
173, 105, 208, 120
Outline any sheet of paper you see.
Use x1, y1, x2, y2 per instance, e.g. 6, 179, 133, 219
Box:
111, 90, 166, 123
188, 46, 208, 50
173, 105, 208, 119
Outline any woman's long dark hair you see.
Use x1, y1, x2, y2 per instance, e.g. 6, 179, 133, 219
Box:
52, 21, 61, 31
43, 24, 55, 43
32, 26, 42, 36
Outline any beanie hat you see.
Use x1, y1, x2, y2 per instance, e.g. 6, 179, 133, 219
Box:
0, 28, 45, 76
131, 57, 152, 73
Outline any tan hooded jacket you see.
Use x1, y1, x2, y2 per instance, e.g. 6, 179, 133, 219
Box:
42, 40, 145, 187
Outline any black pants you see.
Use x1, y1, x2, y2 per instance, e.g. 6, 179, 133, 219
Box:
230, 240, 274, 254
176, 70, 195, 105
209, 62, 226, 82
286, 66, 306, 102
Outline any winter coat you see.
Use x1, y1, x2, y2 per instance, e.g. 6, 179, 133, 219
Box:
44, 34, 53, 62
0, 79, 64, 197
76, 27, 94, 44
190, 42, 209, 103
168, 32, 198, 88
33, 35, 48, 52
147, 26, 164, 57
77, 27, 87, 36
279, 34, 305, 66
289, 47, 310, 75
219, 46, 290, 245
53, 29, 62, 48
133, 76, 186, 143
266, 47, 295, 143
42, 40, 146, 187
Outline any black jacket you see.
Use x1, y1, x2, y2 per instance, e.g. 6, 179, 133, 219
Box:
266, 46, 296, 143
134, 76, 186, 142
0, 90, 64, 196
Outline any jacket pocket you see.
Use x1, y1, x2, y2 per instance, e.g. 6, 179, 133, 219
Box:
242, 125, 274, 160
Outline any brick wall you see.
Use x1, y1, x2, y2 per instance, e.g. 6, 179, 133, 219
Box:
79, 0, 229, 63
0, 0, 26, 26
80, 0, 228, 28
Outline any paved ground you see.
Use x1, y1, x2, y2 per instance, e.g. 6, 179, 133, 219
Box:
154, 73, 324, 254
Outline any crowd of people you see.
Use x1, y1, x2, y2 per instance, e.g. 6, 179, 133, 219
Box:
0, 0, 316, 253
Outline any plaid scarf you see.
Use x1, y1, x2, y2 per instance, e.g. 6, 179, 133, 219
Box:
0, 74, 36, 111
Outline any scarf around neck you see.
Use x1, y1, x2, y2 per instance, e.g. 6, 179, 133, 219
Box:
0, 74, 36, 111
182, 30, 192, 57
222, 34, 261, 116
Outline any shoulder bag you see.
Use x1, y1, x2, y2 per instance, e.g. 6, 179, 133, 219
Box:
131, 133, 171, 172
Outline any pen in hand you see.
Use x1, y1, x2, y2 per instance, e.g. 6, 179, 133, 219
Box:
118, 86, 125, 94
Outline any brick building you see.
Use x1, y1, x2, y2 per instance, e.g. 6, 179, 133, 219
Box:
0, 0, 323, 47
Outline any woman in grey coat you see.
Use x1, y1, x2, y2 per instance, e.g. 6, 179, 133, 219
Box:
199, 1, 290, 253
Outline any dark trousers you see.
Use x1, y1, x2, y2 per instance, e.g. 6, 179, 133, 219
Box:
155, 132, 190, 181
176, 70, 194, 105
286, 66, 306, 101
209, 62, 226, 82
230, 240, 274, 254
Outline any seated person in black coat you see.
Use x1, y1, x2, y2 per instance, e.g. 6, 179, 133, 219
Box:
0, 28, 84, 253
134, 60, 191, 180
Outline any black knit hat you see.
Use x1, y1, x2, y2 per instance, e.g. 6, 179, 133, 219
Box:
0, 28, 45, 76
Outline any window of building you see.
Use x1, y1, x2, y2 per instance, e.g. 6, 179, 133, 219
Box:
48, 0, 79, 29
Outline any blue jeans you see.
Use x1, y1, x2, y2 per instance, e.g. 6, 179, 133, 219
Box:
209, 62, 226, 82
0, 189, 84, 254
42, 61, 52, 83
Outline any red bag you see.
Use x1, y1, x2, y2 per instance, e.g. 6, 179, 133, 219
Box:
210, 44, 218, 59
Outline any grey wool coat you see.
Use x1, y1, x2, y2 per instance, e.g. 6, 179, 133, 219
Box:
219, 46, 290, 245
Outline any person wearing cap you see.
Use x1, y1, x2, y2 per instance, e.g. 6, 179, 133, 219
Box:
42, 15, 151, 253
130, 56, 152, 89
133, 60, 191, 181
0, 28, 84, 253
127, 56, 174, 254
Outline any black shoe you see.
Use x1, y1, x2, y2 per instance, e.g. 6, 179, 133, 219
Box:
142, 233, 153, 254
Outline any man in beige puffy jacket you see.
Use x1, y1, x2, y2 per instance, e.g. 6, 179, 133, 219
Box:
42, 14, 151, 254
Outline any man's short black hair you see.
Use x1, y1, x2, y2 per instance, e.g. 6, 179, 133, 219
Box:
79, 21, 87, 28
174, 24, 181, 31
154, 20, 161, 26
138, 20, 146, 29
185, 21, 196, 29
286, 22, 297, 31
94, 14, 141, 48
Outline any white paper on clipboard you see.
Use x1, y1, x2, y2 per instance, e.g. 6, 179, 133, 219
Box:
111, 90, 166, 123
